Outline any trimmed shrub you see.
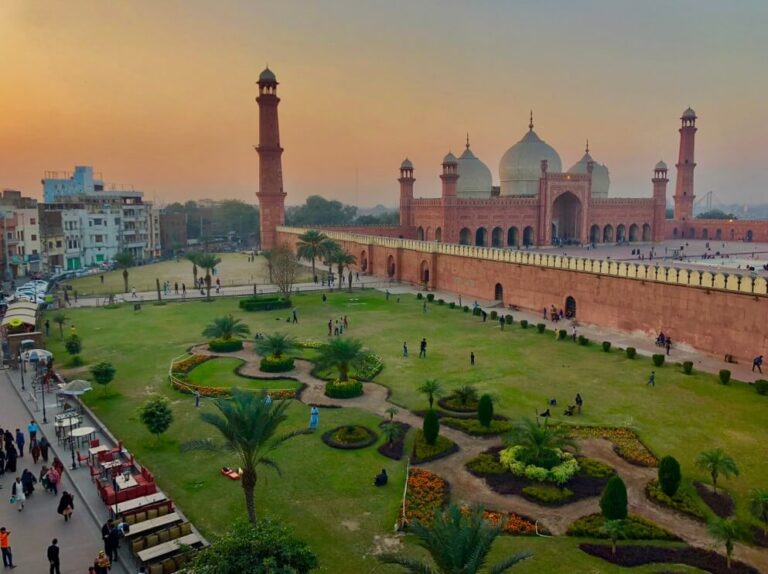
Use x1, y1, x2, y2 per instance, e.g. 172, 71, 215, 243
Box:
578, 335, 589, 346
416, 292, 423, 300
208, 338, 244, 352
600, 475, 628, 520
652, 354, 665, 367
423, 409, 440, 446
325, 379, 363, 399
437, 298, 445, 305
567, 514, 679, 541
426, 293, 435, 302
322, 425, 377, 449
536, 323, 545, 333
719, 369, 731, 385
463, 305, 470, 313
466, 453, 507, 475
579, 458, 615, 479
683, 361, 694, 375
412, 431, 457, 464
472, 307, 482, 316
626, 347, 637, 359
522, 485, 574, 504
442, 417, 512, 436
602, 341, 611, 352
448, 301, 455, 309
520, 320, 528, 329
645, 480, 707, 521
259, 355, 295, 373
239, 297, 291, 312
755, 379, 768, 395
557, 329, 567, 340
658, 456, 682, 497
489, 310, 498, 320
505, 314, 513, 324
477, 394, 494, 428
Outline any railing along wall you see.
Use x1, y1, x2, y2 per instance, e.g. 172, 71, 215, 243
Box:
277, 226, 768, 297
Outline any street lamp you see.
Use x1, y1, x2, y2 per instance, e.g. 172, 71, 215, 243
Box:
70, 416, 77, 470
19, 351, 25, 390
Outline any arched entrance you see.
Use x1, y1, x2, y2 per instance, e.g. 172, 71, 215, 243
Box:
603, 225, 614, 243
507, 227, 518, 247
435, 227, 442, 242
416, 227, 424, 241
616, 224, 626, 242
523, 226, 534, 246
491, 227, 503, 247
673, 228, 679, 239
747, 230, 754, 242
551, 192, 582, 242
565, 296, 576, 318
360, 250, 368, 272
715, 229, 722, 240
687, 228, 695, 239
642, 223, 651, 241
459, 228, 471, 245
702, 229, 709, 240
475, 227, 488, 247
590, 224, 600, 244
629, 224, 639, 242
387, 255, 396, 278
420, 260, 430, 283
494, 283, 503, 301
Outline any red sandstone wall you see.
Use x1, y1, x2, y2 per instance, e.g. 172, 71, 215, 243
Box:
665, 219, 768, 243
306, 225, 415, 239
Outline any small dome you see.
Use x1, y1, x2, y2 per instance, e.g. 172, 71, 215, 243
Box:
499, 123, 562, 196
259, 67, 277, 83
682, 107, 696, 119
655, 160, 668, 170
568, 146, 610, 198
400, 158, 413, 169
442, 152, 457, 164
456, 144, 492, 198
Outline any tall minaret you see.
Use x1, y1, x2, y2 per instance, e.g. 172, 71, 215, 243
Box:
255, 67, 286, 250
652, 161, 669, 242
673, 107, 697, 222
398, 159, 415, 227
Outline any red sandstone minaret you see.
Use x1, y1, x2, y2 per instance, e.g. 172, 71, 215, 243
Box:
440, 152, 459, 243
255, 67, 286, 250
673, 107, 697, 222
398, 159, 415, 227
652, 161, 669, 242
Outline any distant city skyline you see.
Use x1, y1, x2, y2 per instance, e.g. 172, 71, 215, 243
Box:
1, 0, 767, 206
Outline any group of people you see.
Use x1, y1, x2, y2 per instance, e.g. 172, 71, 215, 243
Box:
655, 332, 673, 355
328, 315, 349, 336
539, 393, 583, 418
543, 305, 573, 322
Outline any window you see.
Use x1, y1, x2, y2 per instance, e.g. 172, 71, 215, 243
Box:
31, 234, 37, 241
30, 218, 35, 225
56, 240, 62, 248
95, 235, 103, 243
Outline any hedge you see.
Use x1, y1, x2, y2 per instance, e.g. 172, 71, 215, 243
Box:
755, 379, 768, 395
239, 296, 291, 312
536, 323, 546, 333
426, 293, 435, 302
448, 302, 455, 309
505, 314, 513, 324
417, 292, 423, 300
463, 306, 470, 313
260, 355, 295, 373
557, 329, 567, 340
602, 341, 611, 352
719, 369, 731, 385
322, 425, 377, 449
578, 335, 589, 346
489, 310, 498, 320
652, 354, 665, 367
325, 379, 363, 398
520, 320, 528, 329
437, 298, 445, 305
682, 361, 693, 375
208, 338, 244, 352
626, 347, 637, 359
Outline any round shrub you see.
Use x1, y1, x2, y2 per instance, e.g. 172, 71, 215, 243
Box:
449, 301, 456, 309
755, 379, 768, 395
578, 335, 589, 346
426, 293, 435, 302
500, 446, 579, 485
472, 307, 482, 316
423, 409, 440, 446
325, 379, 363, 399
505, 314, 513, 324
208, 338, 244, 352
602, 341, 611, 352
626, 347, 637, 359
520, 320, 528, 329
416, 292, 423, 300
600, 475, 628, 520
463, 306, 470, 313
477, 394, 494, 428
682, 361, 694, 375
658, 455, 682, 497
652, 354, 665, 367
557, 329, 567, 340
322, 425, 377, 449
489, 310, 498, 320
259, 355, 295, 373
537, 323, 546, 334
719, 369, 731, 385
437, 298, 445, 305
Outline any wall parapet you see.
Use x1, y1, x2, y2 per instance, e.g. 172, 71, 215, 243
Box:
276, 225, 768, 297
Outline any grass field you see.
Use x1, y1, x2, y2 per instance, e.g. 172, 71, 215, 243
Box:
44, 291, 766, 572
186, 357, 301, 390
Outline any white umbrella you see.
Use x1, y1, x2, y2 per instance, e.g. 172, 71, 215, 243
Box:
57, 379, 93, 396
23, 349, 53, 362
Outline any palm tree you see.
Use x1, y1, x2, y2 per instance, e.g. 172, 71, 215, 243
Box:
707, 517, 743, 570
254, 333, 297, 359
696, 449, 739, 494
600, 519, 627, 556
506, 418, 576, 467
321, 241, 341, 281
196, 253, 222, 301
182, 389, 305, 524
453, 385, 479, 407
52, 312, 68, 338
186, 251, 201, 286
749, 489, 768, 535
296, 230, 333, 280
202, 315, 251, 341
385, 406, 399, 421
329, 249, 357, 289
418, 379, 444, 409
381, 422, 402, 446
379, 505, 531, 574
317, 338, 365, 382
113, 251, 135, 293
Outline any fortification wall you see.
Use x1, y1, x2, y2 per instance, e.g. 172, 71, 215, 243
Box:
665, 219, 768, 243
276, 226, 767, 360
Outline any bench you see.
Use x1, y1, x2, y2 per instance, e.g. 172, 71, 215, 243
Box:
110, 492, 167, 517
137, 532, 202, 563
125, 512, 182, 539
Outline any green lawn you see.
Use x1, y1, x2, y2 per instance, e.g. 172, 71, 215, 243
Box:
44, 291, 767, 572
186, 356, 301, 390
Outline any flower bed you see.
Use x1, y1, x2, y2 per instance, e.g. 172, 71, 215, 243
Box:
411, 430, 458, 464
567, 513, 679, 541
259, 355, 295, 373
521, 484, 574, 505
694, 481, 734, 518
441, 417, 513, 436
321, 425, 378, 450
500, 446, 580, 484
377, 421, 410, 461
325, 379, 363, 399
171, 354, 210, 375
579, 543, 759, 574
437, 395, 478, 413
563, 425, 658, 467
645, 480, 707, 521
401, 468, 449, 526
461, 508, 541, 536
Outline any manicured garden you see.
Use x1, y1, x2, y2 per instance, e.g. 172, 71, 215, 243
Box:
186, 357, 301, 391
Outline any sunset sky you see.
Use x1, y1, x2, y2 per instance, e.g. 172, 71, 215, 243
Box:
1, 0, 767, 207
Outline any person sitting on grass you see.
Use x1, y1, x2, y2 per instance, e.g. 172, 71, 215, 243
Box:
539, 408, 551, 418
564, 405, 575, 416
374, 469, 388, 487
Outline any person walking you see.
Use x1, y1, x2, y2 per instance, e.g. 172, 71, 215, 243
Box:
27, 420, 38, 442
385, 289, 390, 301
30, 440, 41, 464
182, 283, 186, 297
45, 319, 50, 336
402, 342, 408, 358
39, 436, 50, 462
419, 338, 427, 358
57, 491, 74, 522
575, 393, 583, 414
292, 308, 298, 324
665, 337, 672, 356
106, 523, 120, 562
93, 550, 110, 574
422, 301, 427, 313
470, 352, 475, 366
499, 316, 505, 330
46, 466, 60, 495
753, 355, 764, 373
647, 371, 656, 387
15, 429, 24, 458
309, 406, 319, 431
194, 389, 201, 408
47, 538, 61, 574
174, 282, 179, 294
11, 477, 25, 511
0, 527, 15, 569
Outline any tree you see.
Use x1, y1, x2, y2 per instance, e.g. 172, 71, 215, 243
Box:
296, 230, 333, 280
378, 504, 531, 574
270, 243, 299, 301
196, 252, 222, 301
113, 251, 135, 293
284, 195, 357, 226
707, 517, 743, 570
696, 209, 737, 220
658, 455, 682, 497
182, 389, 305, 524
749, 489, 768, 535
381, 422, 402, 446
64, 334, 82, 362
385, 406, 399, 421
423, 409, 440, 446
418, 379, 444, 409
139, 396, 174, 440
477, 394, 494, 428
186, 251, 201, 285
329, 249, 357, 288
52, 312, 67, 338
90, 362, 116, 394
254, 333, 296, 359
203, 315, 251, 341
506, 418, 575, 467
453, 385, 478, 407
317, 338, 365, 382
190, 518, 317, 574
600, 520, 627, 556
600, 476, 628, 520
696, 449, 739, 494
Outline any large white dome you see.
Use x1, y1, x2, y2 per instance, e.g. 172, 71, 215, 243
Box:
499, 122, 562, 196
456, 143, 492, 198
568, 144, 610, 198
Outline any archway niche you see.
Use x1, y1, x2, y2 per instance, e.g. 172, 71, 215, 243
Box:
523, 226, 534, 246
616, 224, 626, 242
507, 227, 519, 247
360, 250, 368, 272
551, 192, 582, 242
435, 227, 442, 242
459, 228, 471, 245
603, 225, 614, 243
565, 296, 576, 318
629, 224, 639, 242
475, 227, 488, 247
420, 260, 430, 283
416, 227, 424, 241
494, 283, 503, 301
387, 255, 396, 278
642, 224, 651, 241
590, 224, 600, 244
491, 227, 503, 248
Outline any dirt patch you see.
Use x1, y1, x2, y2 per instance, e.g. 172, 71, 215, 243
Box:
341, 519, 360, 532
694, 482, 734, 518
370, 534, 403, 556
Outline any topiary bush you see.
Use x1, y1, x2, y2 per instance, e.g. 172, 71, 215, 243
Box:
325, 379, 363, 399
416, 292, 423, 300
437, 298, 445, 305
658, 455, 682, 497
602, 341, 611, 352
536, 323, 545, 333
322, 425, 377, 449
557, 329, 567, 340
505, 314, 513, 324
426, 293, 435, 302
463, 305, 470, 313
423, 409, 440, 446
239, 296, 291, 312
755, 379, 768, 396
472, 307, 482, 316
578, 335, 589, 346
477, 394, 494, 428
260, 355, 295, 372
520, 320, 528, 329
652, 354, 665, 367
466, 453, 507, 475
626, 347, 637, 359
522, 484, 574, 505
683, 361, 694, 375
600, 476, 628, 520
448, 301, 455, 309
719, 369, 731, 385
208, 338, 244, 352
489, 310, 498, 320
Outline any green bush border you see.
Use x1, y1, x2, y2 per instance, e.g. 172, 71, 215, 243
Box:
325, 379, 364, 399
208, 338, 244, 352
321, 425, 378, 450
259, 355, 295, 373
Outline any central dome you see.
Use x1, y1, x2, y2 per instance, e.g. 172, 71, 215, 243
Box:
456, 142, 492, 198
568, 143, 610, 198
499, 120, 562, 196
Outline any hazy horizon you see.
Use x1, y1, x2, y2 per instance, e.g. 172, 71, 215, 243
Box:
2, 0, 767, 207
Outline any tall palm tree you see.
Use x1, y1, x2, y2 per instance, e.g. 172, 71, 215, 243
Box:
196, 253, 222, 300
202, 315, 251, 341
696, 449, 739, 494
418, 379, 444, 410
296, 230, 333, 280
330, 249, 357, 288
254, 333, 297, 359
317, 338, 365, 382
182, 389, 305, 524
707, 517, 743, 570
379, 505, 531, 574
749, 489, 768, 535
113, 251, 135, 293
186, 251, 201, 286
506, 419, 576, 467
321, 241, 341, 280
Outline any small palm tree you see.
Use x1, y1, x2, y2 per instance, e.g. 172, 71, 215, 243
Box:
186, 251, 201, 285
453, 385, 478, 406
296, 230, 334, 280
696, 449, 739, 494
418, 379, 444, 409
202, 315, 251, 341
379, 504, 531, 574
113, 251, 135, 293
329, 249, 357, 289
385, 406, 399, 421
321, 241, 341, 279
254, 333, 297, 359
600, 519, 627, 556
196, 253, 222, 300
317, 338, 365, 382
182, 389, 306, 524
749, 489, 768, 535
707, 517, 743, 570
506, 418, 576, 467
381, 422, 402, 446
52, 312, 68, 338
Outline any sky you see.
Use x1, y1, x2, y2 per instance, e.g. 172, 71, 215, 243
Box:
1, 0, 767, 207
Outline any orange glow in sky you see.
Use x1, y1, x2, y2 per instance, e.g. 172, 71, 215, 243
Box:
1, 1, 767, 206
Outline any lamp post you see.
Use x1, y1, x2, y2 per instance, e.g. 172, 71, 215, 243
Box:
19, 351, 25, 390
70, 416, 77, 470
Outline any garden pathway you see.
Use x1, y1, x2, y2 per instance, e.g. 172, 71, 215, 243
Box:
188, 344, 768, 572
